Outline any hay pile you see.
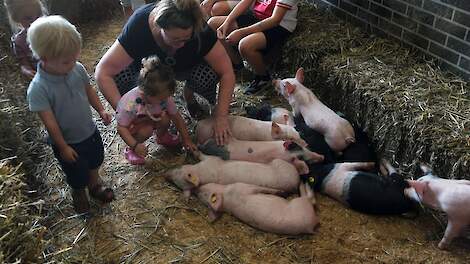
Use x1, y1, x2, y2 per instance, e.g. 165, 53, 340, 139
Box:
0, 162, 45, 263
281, 3, 469, 179
0, 7, 51, 262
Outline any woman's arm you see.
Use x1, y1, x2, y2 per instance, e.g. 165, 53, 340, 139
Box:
95, 40, 134, 110
204, 40, 235, 145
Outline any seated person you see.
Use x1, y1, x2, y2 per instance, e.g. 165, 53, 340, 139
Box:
208, 0, 299, 94
201, 0, 241, 17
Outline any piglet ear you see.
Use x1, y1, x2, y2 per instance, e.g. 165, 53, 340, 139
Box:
285, 81, 296, 95
185, 173, 200, 187
292, 158, 309, 175
419, 163, 433, 175
271, 122, 282, 138
408, 180, 429, 200
209, 193, 223, 211
295, 68, 305, 83
283, 114, 289, 124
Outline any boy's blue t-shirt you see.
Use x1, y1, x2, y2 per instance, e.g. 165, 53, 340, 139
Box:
27, 62, 96, 144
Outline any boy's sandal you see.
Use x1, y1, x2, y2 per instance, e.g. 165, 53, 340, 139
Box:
187, 102, 206, 120
72, 189, 90, 214
89, 184, 115, 203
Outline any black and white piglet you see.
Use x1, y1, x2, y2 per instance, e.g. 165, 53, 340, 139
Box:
301, 160, 413, 215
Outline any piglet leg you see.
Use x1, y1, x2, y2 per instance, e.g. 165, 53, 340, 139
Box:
438, 218, 467, 250
301, 182, 316, 205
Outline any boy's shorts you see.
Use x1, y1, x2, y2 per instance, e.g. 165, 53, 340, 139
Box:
236, 13, 291, 54
52, 129, 104, 189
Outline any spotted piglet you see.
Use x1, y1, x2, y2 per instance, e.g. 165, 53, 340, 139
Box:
198, 138, 324, 164
405, 164, 470, 249
196, 115, 305, 146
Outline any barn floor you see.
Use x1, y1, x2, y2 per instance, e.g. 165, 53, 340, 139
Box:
30, 16, 470, 263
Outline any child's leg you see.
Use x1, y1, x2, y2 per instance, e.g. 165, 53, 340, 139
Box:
207, 16, 243, 65
239, 32, 268, 75
131, 119, 156, 143
212, 0, 240, 16
86, 130, 114, 203
71, 189, 89, 214
52, 142, 91, 214
239, 33, 271, 94
88, 168, 114, 203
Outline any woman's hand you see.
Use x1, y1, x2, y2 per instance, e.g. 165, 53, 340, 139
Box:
213, 115, 231, 145
60, 145, 79, 163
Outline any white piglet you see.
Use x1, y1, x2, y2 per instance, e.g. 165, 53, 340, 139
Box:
196, 115, 306, 146
273, 68, 355, 153
196, 182, 319, 235
405, 164, 470, 250
165, 154, 301, 197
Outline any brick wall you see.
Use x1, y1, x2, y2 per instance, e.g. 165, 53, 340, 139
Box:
314, 0, 470, 79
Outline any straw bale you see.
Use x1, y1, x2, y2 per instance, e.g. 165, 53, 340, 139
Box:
281, 4, 469, 180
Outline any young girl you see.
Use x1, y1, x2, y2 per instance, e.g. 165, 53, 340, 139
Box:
116, 56, 197, 165
208, 0, 299, 94
4, 0, 46, 79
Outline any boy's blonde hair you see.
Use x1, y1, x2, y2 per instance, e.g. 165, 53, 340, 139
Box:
27, 15, 82, 59
138, 56, 176, 97
4, 0, 46, 26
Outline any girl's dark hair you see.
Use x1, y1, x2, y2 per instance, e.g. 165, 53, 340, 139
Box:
138, 56, 176, 97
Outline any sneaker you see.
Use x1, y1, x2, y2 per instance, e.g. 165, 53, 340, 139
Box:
244, 74, 271, 95
156, 131, 181, 147
124, 147, 145, 165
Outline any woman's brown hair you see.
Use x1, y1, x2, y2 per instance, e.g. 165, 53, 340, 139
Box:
152, 0, 204, 34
